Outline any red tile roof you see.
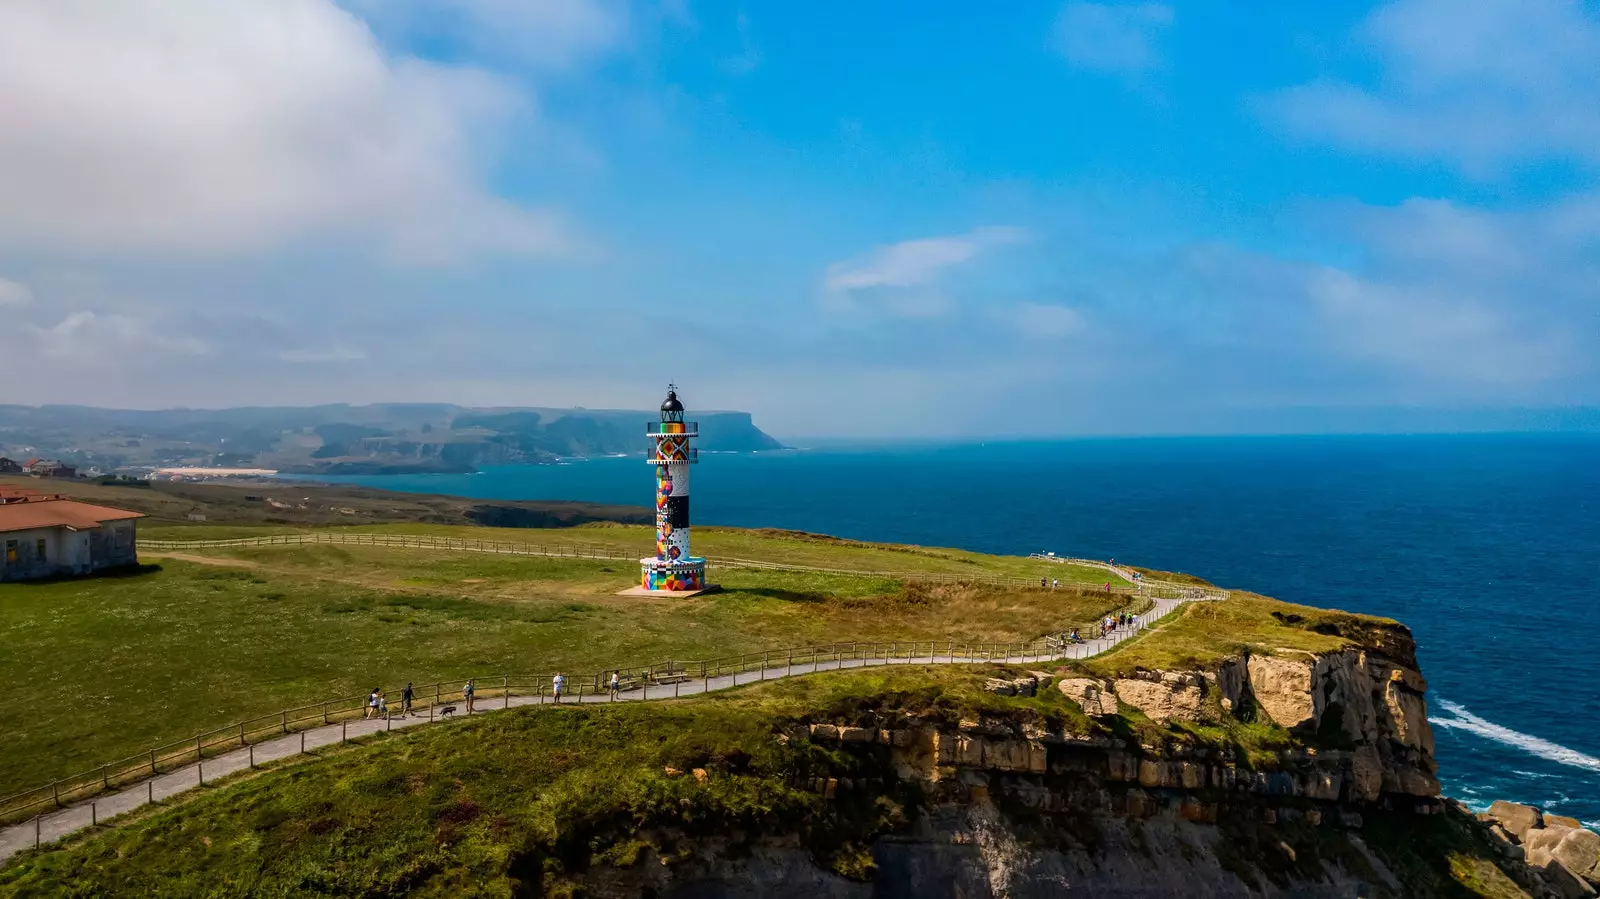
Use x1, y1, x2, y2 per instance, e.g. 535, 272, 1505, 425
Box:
0, 498, 144, 532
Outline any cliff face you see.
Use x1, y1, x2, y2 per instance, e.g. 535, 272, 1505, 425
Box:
559, 642, 1498, 899
1224, 647, 1440, 800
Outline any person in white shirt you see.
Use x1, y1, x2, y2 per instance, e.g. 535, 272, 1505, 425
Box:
552, 672, 565, 704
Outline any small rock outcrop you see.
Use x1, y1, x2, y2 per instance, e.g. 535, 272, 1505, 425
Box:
984, 676, 1039, 698
1488, 800, 1545, 842
1056, 677, 1118, 716
1112, 671, 1203, 724
1483, 799, 1600, 897
1245, 654, 1316, 728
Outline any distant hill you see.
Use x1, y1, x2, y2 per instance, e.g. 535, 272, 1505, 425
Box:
0, 403, 785, 475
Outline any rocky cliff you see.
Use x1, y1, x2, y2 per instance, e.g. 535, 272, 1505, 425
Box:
553, 640, 1549, 898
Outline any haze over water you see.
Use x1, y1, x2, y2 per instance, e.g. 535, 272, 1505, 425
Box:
312, 433, 1600, 827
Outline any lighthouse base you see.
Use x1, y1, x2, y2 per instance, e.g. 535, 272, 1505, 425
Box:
638, 557, 709, 593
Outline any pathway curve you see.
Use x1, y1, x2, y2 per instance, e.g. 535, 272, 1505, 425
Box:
0, 596, 1194, 866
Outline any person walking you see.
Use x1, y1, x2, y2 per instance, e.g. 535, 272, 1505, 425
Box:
378, 692, 389, 719
1051, 578, 1059, 591
463, 678, 476, 713
1040, 577, 1047, 589
365, 688, 379, 719
552, 672, 565, 704
402, 682, 414, 716
608, 671, 621, 700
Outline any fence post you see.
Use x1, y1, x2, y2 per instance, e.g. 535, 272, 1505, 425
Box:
250, 744, 255, 768
102, 764, 109, 789
35, 814, 41, 848
341, 721, 347, 743
300, 731, 306, 754
196, 735, 202, 762
150, 749, 157, 776
92, 802, 96, 828
240, 722, 246, 747
504, 676, 510, 709
148, 780, 154, 805
52, 782, 59, 808
322, 702, 328, 725
281, 711, 288, 734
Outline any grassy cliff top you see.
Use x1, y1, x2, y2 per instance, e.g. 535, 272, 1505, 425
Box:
0, 666, 1264, 896
0, 665, 1499, 899
0, 522, 1128, 794
1085, 593, 1416, 677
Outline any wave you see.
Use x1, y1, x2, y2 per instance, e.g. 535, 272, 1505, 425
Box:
1433, 699, 1600, 773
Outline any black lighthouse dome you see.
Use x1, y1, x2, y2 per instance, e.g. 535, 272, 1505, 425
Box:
660, 386, 685, 422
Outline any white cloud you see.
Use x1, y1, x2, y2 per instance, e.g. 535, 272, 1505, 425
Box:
824, 227, 1027, 293
1005, 302, 1087, 340
350, 0, 628, 68
1051, 2, 1173, 75
0, 0, 581, 260
28, 311, 211, 362
1267, 0, 1600, 172
0, 278, 33, 308
280, 345, 367, 364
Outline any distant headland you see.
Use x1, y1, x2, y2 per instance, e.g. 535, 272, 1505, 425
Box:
0, 402, 785, 478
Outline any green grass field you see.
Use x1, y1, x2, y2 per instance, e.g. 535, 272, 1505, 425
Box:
1084, 592, 1407, 677
141, 521, 1128, 586
0, 530, 1130, 795
0, 666, 1091, 896
0, 665, 1511, 899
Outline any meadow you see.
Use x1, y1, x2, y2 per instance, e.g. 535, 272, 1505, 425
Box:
0, 525, 1127, 795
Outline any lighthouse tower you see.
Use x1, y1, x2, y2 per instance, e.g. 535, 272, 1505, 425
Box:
641, 385, 708, 592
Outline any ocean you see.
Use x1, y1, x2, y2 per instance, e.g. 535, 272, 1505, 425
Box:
308, 434, 1600, 827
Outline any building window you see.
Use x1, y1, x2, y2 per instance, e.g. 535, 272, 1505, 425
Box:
36, 538, 46, 560
4, 540, 15, 564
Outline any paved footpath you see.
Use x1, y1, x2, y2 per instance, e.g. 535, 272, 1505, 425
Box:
0, 596, 1190, 865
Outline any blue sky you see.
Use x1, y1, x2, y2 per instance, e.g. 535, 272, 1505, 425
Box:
1, 1, 1596, 438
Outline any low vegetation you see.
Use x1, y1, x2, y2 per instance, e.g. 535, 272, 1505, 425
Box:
0, 527, 1126, 794
143, 521, 1125, 587
0, 476, 649, 530
1082, 592, 1411, 677
0, 665, 1514, 899
0, 667, 1062, 896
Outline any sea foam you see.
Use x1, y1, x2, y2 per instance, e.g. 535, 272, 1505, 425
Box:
1433, 700, 1600, 774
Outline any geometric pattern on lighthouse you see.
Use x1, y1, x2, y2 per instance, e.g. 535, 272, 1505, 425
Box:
640, 384, 709, 592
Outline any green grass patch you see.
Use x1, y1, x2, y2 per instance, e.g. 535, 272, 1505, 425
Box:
1084, 593, 1411, 677
0, 667, 1076, 896
142, 521, 1124, 586
0, 546, 1125, 794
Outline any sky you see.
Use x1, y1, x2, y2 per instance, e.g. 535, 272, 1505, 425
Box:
1, 0, 1597, 440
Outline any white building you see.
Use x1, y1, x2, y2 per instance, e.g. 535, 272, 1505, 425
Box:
0, 489, 144, 581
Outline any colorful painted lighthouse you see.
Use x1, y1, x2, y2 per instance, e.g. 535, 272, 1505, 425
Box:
641, 385, 708, 591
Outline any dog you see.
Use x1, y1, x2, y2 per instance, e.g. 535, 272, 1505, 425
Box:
438, 705, 457, 718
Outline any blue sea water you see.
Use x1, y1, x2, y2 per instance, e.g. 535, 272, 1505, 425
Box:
309, 434, 1600, 826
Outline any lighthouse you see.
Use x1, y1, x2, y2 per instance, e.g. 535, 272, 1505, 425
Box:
640, 385, 709, 592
